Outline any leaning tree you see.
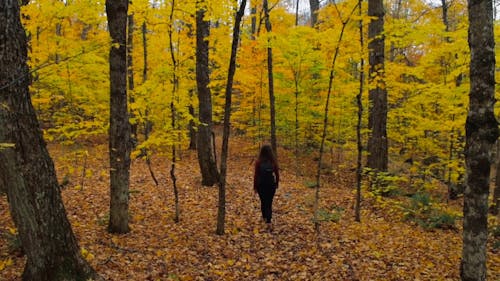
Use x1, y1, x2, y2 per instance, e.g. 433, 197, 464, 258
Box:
0, 0, 101, 279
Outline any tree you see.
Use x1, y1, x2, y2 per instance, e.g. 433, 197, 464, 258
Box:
0, 0, 101, 279
461, 0, 498, 279
216, 0, 247, 235
264, 0, 278, 156
355, 0, 365, 223
367, 0, 388, 172
196, 0, 220, 186
313, 2, 358, 232
309, 0, 319, 27
168, 0, 180, 223
492, 140, 500, 215
128, 12, 138, 146
107, 0, 132, 233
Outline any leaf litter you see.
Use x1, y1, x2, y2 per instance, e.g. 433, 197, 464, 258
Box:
0, 137, 499, 280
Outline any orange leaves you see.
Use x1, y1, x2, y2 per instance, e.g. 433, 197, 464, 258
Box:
1, 138, 499, 280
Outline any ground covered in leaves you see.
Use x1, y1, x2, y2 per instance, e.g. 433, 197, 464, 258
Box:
1, 137, 499, 280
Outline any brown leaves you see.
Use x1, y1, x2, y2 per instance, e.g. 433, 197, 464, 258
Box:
0, 139, 499, 280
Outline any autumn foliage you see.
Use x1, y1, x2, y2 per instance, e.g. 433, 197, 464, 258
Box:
0, 137, 499, 280
1, 0, 500, 279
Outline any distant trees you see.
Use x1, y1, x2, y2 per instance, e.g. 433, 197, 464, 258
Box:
460, 0, 497, 279
106, 0, 132, 233
0, 0, 100, 279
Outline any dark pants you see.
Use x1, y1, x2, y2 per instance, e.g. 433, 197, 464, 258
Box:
258, 186, 276, 223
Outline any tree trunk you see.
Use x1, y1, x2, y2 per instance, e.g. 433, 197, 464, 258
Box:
106, 0, 131, 234
492, 140, 500, 215
295, 0, 299, 26
128, 13, 138, 147
196, 0, 219, 186
142, 21, 148, 83
461, 0, 497, 279
309, 0, 319, 27
367, 0, 388, 172
251, 6, 257, 40
188, 101, 197, 150
263, 0, 277, 157
216, 0, 247, 235
168, 0, 180, 223
355, 0, 365, 223
313, 3, 357, 233
139, 21, 158, 186
185, 23, 197, 151
0, 1, 100, 279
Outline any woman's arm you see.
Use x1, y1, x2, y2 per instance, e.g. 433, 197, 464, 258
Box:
274, 164, 280, 189
253, 160, 260, 192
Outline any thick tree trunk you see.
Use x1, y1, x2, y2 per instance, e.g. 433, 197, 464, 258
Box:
106, 0, 131, 233
263, 0, 277, 157
0, 1, 100, 280
128, 13, 138, 147
309, 0, 319, 27
461, 0, 497, 279
492, 140, 500, 215
367, 0, 388, 172
196, 1, 219, 186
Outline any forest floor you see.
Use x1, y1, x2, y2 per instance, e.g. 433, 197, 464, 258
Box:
1, 136, 499, 280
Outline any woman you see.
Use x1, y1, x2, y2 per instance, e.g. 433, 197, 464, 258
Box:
253, 145, 279, 231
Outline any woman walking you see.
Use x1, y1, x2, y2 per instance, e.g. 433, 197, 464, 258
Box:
253, 145, 279, 232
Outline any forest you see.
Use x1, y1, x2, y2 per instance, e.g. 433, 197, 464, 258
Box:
0, 0, 499, 280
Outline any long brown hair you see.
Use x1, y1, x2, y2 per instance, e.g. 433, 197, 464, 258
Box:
258, 145, 278, 167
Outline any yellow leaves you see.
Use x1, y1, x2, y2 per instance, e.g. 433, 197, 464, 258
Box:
0, 143, 15, 151
132, 213, 145, 222
7, 227, 17, 235
0, 258, 13, 271
80, 247, 95, 261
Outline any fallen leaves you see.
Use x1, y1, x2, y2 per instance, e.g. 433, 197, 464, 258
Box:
0, 138, 499, 280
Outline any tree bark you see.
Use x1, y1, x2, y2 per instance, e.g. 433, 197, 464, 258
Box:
216, 0, 247, 235
263, 0, 277, 157
128, 13, 138, 147
187, 25, 197, 150
0, 1, 100, 279
492, 140, 500, 215
461, 0, 497, 279
367, 0, 388, 172
168, 0, 180, 223
106, 0, 131, 234
355, 0, 364, 223
295, 0, 300, 26
196, 0, 219, 186
139, 21, 158, 186
251, 6, 257, 40
188, 101, 197, 150
309, 0, 320, 27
